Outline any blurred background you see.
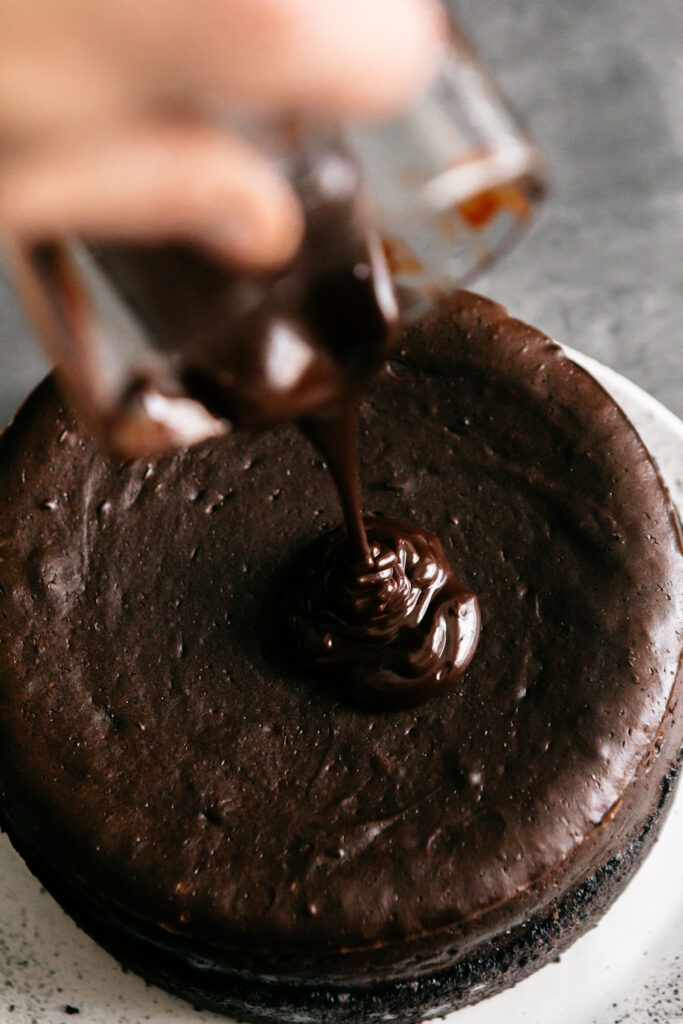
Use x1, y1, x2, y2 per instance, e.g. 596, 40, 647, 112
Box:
455, 0, 683, 419
1, 0, 682, 426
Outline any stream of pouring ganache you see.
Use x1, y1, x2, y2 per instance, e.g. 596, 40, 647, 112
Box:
24, 136, 481, 709
284, 402, 481, 709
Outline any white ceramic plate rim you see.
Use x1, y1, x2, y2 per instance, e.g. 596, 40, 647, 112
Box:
0, 350, 682, 1024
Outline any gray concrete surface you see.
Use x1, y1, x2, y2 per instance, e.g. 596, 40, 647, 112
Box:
0, 0, 682, 426
455, 0, 683, 419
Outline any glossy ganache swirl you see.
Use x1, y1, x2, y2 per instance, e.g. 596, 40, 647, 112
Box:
280, 516, 480, 708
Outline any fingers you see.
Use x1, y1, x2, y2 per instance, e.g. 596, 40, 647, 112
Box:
0, 0, 446, 143
245, 0, 448, 116
115, 0, 447, 119
0, 0, 446, 264
0, 120, 304, 270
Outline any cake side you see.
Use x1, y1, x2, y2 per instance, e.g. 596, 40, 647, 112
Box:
0, 755, 678, 1024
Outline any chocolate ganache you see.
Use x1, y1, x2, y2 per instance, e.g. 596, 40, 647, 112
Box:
20, 135, 481, 709
86, 251, 480, 706
280, 515, 480, 709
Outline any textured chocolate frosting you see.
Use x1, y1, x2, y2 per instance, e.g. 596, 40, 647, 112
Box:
0, 292, 682, 1006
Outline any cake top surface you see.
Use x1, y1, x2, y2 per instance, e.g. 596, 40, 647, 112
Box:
0, 291, 681, 958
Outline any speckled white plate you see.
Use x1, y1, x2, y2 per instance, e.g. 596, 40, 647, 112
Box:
1, 351, 682, 1024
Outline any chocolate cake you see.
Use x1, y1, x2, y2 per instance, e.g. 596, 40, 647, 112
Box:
0, 291, 682, 1023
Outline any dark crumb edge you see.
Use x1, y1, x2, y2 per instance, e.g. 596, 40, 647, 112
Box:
0, 755, 680, 1024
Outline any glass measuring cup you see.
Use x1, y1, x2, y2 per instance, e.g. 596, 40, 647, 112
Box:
6, 24, 544, 458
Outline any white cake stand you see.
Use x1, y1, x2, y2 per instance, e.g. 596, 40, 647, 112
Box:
1, 351, 682, 1024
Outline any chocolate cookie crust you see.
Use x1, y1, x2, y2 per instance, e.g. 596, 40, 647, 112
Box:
0, 292, 681, 1017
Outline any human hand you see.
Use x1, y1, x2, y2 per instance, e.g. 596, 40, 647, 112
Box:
0, 0, 444, 269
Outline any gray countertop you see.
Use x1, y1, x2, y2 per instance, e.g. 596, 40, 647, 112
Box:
1, 0, 682, 427
455, 0, 683, 420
